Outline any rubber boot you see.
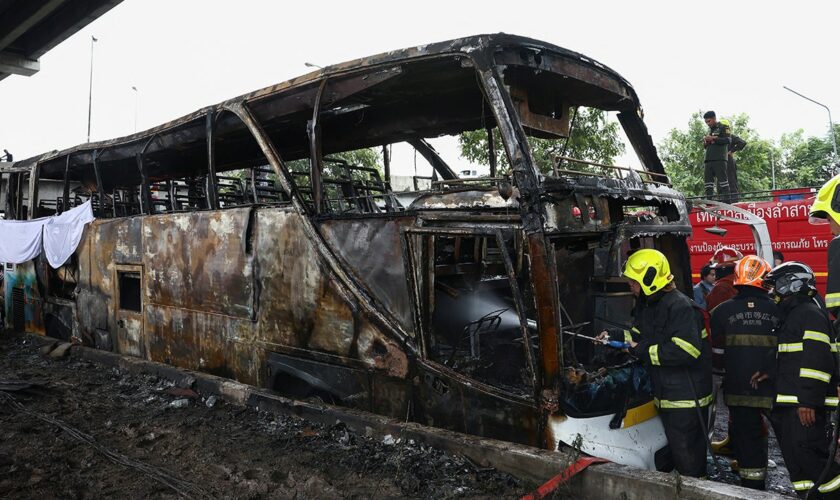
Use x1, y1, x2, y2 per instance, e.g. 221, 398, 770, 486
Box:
711, 435, 734, 456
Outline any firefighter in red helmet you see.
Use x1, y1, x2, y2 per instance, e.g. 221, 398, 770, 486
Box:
706, 246, 744, 312
707, 245, 743, 456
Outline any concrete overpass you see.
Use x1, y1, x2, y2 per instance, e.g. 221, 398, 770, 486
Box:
0, 0, 123, 82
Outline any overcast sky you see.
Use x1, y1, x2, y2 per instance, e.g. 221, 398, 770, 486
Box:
1, 0, 838, 176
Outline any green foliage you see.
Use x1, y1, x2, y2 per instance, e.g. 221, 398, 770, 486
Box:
329, 148, 382, 173
657, 113, 707, 195
776, 127, 838, 188
658, 113, 840, 196
284, 147, 383, 179
458, 108, 625, 175
722, 114, 776, 194
659, 112, 778, 196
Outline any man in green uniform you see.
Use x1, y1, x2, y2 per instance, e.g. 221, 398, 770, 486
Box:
726, 132, 747, 202
703, 111, 732, 200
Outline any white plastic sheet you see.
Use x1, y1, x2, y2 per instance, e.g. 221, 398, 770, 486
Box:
0, 217, 49, 264
0, 201, 95, 267
43, 201, 95, 268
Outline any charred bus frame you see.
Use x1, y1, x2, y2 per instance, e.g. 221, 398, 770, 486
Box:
0, 34, 693, 468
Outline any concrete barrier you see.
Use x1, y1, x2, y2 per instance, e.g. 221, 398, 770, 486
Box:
66, 341, 782, 499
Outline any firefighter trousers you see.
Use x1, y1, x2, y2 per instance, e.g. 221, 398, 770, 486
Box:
770, 406, 840, 498
704, 160, 730, 201
660, 406, 710, 478
730, 405, 768, 490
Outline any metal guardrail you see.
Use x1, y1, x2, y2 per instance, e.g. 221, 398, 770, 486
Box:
685, 187, 819, 205
550, 155, 671, 185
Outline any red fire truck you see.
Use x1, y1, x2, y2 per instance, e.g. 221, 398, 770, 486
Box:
688, 188, 833, 294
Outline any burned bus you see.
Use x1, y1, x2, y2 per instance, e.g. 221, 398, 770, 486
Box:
1, 34, 693, 470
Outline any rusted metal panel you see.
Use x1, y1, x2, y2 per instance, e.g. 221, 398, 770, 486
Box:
76, 218, 130, 340
75, 204, 411, 394
43, 298, 74, 341
144, 303, 259, 384
254, 209, 409, 378
319, 217, 416, 334
253, 208, 331, 348
112, 216, 143, 263
142, 208, 254, 318
415, 361, 540, 446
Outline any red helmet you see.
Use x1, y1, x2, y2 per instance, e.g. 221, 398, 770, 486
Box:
710, 246, 743, 268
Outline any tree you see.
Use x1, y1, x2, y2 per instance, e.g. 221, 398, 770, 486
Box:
657, 113, 707, 196
659, 112, 777, 196
776, 127, 837, 188
458, 107, 625, 175
284, 147, 383, 178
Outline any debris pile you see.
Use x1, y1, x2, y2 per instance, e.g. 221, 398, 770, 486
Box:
0, 334, 522, 498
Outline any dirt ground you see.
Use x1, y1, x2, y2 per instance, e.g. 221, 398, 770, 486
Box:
0, 334, 524, 499
0, 332, 806, 499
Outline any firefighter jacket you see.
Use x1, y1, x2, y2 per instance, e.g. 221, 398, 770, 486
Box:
709, 287, 779, 408
706, 274, 737, 312
773, 294, 838, 409
706, 274, 737, 373
826, 235, 840, 316
704, 121, 732, 162
611, 288, 713, 410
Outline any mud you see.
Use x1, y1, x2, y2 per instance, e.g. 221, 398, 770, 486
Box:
0, 334, 523, 499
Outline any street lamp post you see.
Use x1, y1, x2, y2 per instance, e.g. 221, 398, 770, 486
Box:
131, 86, 138, 133
87, 35, 98, 143
783, 86, 839, 169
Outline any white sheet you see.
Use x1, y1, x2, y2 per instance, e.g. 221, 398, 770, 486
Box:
0, 200, 95, 267
43, 201, 95, 268
0, 217, 49, 264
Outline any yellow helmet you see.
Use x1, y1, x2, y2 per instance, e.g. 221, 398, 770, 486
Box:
623, 249, 673, 296
809, 174, 840, 226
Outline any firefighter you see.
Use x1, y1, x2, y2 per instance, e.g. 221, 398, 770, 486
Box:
706, 246, 744, 313
707, 246, 745, 429
598, 249, 713, 477
808, 173, 840, 316
763, 262, 840, 498
709, 255, 776, 490
703, 111, 732, 200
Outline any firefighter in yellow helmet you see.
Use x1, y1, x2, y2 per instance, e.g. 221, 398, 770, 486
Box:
809, 174, 840, 315
598, 249, 713, 477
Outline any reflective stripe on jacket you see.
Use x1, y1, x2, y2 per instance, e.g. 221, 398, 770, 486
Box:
709, 287, 778, 408
774, 295, 838, 409
616, 288, 713, 410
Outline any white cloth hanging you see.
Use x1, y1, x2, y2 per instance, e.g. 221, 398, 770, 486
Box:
43, 201, 95, 268
0, 217, 49, 264
0, 200, 95, 267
